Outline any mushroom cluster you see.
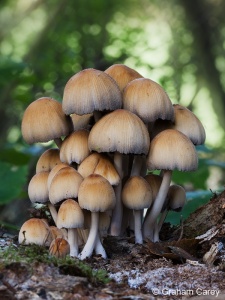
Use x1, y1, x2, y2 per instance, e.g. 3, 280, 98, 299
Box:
19, 64, 206, 259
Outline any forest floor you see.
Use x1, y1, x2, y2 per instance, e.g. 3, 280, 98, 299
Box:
1, 190, 225, 300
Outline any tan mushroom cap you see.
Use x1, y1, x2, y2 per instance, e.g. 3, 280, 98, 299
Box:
49, 166, 83, 204
122, 176, 153, 210
166, 184, 186, 211
36, 148, 61, 173
47, 163, 69, 190
60, 129, 90, 165
147, 129, 198, 172
78, 174, 116, 212
88, 109, 150, 155
57, 199, 84, 229
144, 174, 163, 201
104, 64, 143, 92
49, 237, 70, 258
18, 218, 51, 246
21, 97, 71, 144
28, 171, 49, 203
78, 152, 120, 186
171, 104, 206, 145
62, 68, 122, 115
123, 78, 174, 124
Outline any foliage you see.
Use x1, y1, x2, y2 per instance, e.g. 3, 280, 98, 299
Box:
0, 242, 110, 284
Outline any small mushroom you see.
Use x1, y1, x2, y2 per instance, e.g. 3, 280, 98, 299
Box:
78, 174, 116, 260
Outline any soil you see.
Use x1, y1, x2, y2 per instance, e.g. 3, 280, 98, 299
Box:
1, 190, 225, 300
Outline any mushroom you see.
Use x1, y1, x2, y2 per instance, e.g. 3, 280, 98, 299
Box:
88, 109, 150, 236
123, 78, 174, 125
18, 218, 52, 246
28, 171, 58, 225
49, 238, 70, 258
78, 174, 116, 260
21, 97, 72, 148
47, 163, 69, 191
78, 152, 120, 186
49, 166, 83, 205
70, 113, 93, 131
104, 64, 143, 92
36, 148, 61, 173
122, 176, 152, 244
142, 129, 198, 241
155, 184, 186, 241
62, 68, 122, 122
57, 199, 84, 257
60, 129, 90, 168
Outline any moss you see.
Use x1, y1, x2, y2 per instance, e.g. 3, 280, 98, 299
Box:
0, 242, 110, 284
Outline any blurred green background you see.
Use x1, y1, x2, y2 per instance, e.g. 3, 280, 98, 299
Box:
0, 0, 224, 231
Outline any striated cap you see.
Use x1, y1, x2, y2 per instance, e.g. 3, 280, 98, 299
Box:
78, 174, 116, 212
36, 148, 61, 173
28, 171, 49, 203
62, 68, 122, 115
171, 104, 206, 145
88, 109, 150, 155
21, 97, 71, 144
49, 166, 83, 204
105, 64, 143, 92
57, 199, 84, 229
122, 176, 153, 210
123, 78, 174, 124
60, 129, 90, 165
147, 129, 198, 172
78, 152, 120, 186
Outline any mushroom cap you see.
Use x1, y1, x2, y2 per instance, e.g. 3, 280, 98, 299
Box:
49, 238, 70, 258
171, 104, 206, 145
123, 78, 174, 123
78, 174, 116, 212
57, 199, 84, 229
147, 129, 198, 172
60, 129, 90, 165
88, 109, 150, 155
49, 166, 83, 204
104, 64, 143, 92
62, 68, 122, 115
122, 176, 153, 210
47, 163, 69, 190
18, 218, 51, 246
21, 97, 72, 144
144, 174, 163, 201
166, 184, 186, 211
77, 152, 120, 186
28, 171, 49, 203
36, 148, 61, 173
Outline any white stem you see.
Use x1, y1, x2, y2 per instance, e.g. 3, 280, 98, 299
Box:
142, 170, 172, 241
153, 210, 168, 242
133, 210, 143, 244
95, 235, 107, 259
48, 203, 58, 225
79, 212, 99, 260
68, 228, 79, 257
110, 152, 123, 236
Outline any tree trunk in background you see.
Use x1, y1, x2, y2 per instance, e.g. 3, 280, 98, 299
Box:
180, 0, 225, 130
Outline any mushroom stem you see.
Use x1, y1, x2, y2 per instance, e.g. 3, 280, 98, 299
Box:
79, 211, 99, 260
95, 235, 107, 258
142, 170, 172, 241
133, 209, 143, 244
68, 228, 79, 257
54, 137, 63, 148
48, 203, 58, 225
110, 152, 123, 236
153, 209, 168, 242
